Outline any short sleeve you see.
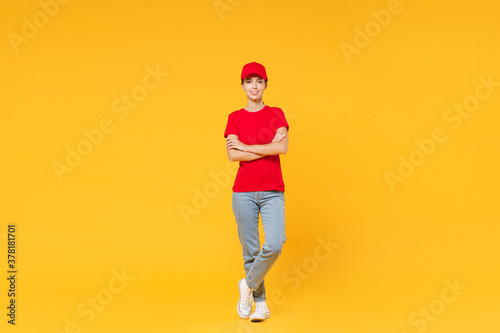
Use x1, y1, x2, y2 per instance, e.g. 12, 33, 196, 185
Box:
272, 107, 289, 132
224, 112, 238, 138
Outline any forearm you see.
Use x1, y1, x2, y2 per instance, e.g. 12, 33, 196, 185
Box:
244, 141, 287, 155
227, 149, 265, 162
225, 129, 288, 160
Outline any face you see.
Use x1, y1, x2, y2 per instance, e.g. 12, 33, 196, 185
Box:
242, 76, 267, 101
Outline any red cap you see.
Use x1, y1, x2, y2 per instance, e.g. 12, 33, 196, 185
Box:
241, 62, 267, 80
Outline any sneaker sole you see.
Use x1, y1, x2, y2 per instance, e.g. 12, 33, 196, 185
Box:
237, 279, 251, 319
250, 312, 271, 322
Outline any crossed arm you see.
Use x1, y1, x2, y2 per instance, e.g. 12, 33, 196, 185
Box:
226, 127, 289, 162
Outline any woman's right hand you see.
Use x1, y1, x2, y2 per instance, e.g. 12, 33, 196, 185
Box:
272, 131, 286, 142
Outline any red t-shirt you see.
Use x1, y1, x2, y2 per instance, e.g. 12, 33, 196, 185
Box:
224, 105, 289, 192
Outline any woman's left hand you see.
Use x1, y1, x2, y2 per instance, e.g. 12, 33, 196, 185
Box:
226, 137, 248, 152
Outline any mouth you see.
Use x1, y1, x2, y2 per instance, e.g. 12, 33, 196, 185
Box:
250, 91, 259, 95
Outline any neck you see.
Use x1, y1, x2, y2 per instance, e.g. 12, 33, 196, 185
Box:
245, 99, 265, 112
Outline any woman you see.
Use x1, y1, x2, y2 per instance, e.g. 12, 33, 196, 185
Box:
224, 61, 289, 322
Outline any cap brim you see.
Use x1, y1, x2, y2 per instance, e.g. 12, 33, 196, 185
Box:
243, 73, 265, 79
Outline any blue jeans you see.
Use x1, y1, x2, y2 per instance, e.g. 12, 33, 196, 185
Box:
232, 190, 286, 302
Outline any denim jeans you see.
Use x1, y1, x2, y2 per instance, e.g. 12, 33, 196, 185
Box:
232, 190, 286, 302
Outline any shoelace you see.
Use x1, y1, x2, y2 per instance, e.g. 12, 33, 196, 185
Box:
255, 302, 265, 313
241, 288, 254, 311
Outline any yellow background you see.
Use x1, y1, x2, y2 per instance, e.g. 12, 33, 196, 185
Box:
1, 0, 499, 332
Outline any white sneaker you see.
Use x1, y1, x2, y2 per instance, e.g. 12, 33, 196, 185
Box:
237, 279, 253, 319
250, 301, 271, 322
